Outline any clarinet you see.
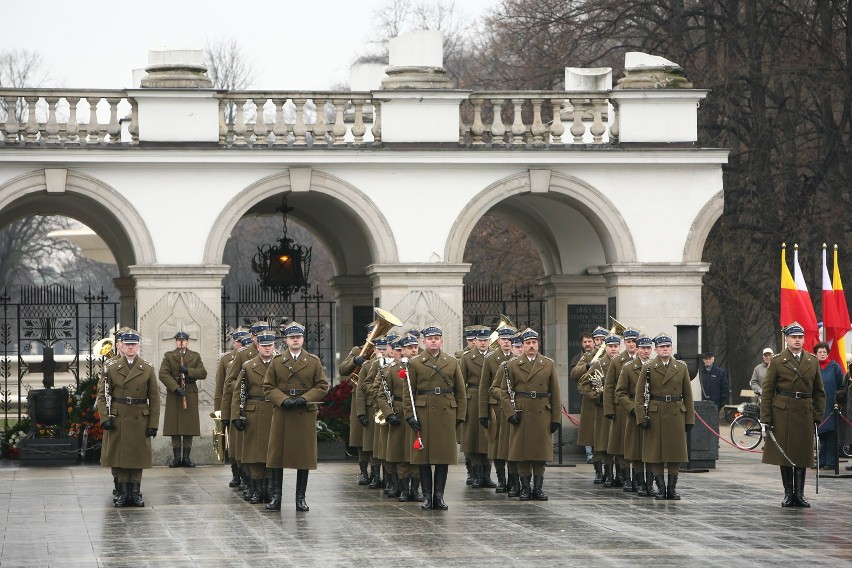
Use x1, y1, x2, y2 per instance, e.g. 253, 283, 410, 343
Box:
238, 367, 247, 420
379, 359, 394, 410
503, 361, 520, 413
642, 365, 651, 425
103, 369, 115, 418
179, 349, 188, 410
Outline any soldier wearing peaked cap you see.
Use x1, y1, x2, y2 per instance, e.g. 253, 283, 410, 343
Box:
97, 331, 160, 508
760, 322, 825, 508
635, 333, 695, 500
499, 328, 561, 501
571, 325, 608, 481
456, 325, 478, 483
402, 325, 467, 511
263, 322, 329, 512
580, 333, 621, 486
615, 335, 655, 496
216, 328, 249, 487
604, 329, 640, 489
356, 336, 390, 489
339, 321, 376, 486
460, 327, 495, 489
159, 330, 208, 468
479, 324, 517, 493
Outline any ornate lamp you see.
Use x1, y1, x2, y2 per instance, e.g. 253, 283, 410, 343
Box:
251, 195, 312, 298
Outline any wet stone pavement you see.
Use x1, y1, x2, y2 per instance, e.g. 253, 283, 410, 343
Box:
0, 444, 850, 568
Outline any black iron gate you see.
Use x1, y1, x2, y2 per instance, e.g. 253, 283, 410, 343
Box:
0, 285, 118, 424
462, 284, 546, 350
221, 285, 335, 380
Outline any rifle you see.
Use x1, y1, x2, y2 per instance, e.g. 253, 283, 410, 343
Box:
179, 349, 188, 410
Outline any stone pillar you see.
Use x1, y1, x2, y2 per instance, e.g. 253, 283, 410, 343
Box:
328, 275, 373, 370
112, 276, 136, 328
597, 262, 710, 353
366, 263, 470, 352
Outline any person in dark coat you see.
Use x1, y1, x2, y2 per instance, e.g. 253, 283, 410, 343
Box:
158, 331, 207, 467
97, 330, 160, 507
760, 322, 826, 507
813, 342, 844, 469
698, 352, 729, 410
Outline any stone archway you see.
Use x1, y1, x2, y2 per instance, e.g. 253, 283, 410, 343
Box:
683, 190, 723, 262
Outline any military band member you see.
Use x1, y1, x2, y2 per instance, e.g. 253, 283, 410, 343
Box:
580, 333, 621, 486
615, 335, 655, 496
372, 339, 404, 498
397, 335, 423, 502
158, 331, 208, 468
403, 325, 466, 510
760, 322, 826, 507
97, 330, 160, 507
499, 328, 561, 500
370, 335, 400, 495
231, 332, 277, 506
572, 326, 608, 481
479, 325, 517, 493
263, 322, 330, 512
635, 333, 695, 500
457, 325, 477, 483
460, 327, 494, 488
356, 337, 388, 488
604, 328, 640, 488
216, 328, 250, 487
340, 322, 375, 485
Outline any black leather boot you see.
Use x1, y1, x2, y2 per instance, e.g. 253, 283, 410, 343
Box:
495, 461, 507, 493
239, 469, 248, 491
623, 468, 636, 492
129, 482, 145, 507
409, 477, 422, 501
531, 475, 548, 501
432, 464, 449, 510
229, 463, 241, 487
593, 461, 603, 484
368, 465, 382, 489
780, 466, 794, 507
637, 470, 649, 497
266, 469, 283, 511
519, 475, 532, 501
113, 477, 121, 503
645, 471, 657, 497
398, 478, 410, 502
482, 462, 497, 488
666, 474, 681, 500
465, 459, 472, 485
358, 461, 370, 485
793, 467, 811, 508
382, 465, 391, 493
654, 475, 666, 500
386, 471, 401, 498
507, 473, 520, 497
114, 482, 129, 507
611, 466, 625, 488
168, 448, 182, 468
419, 466, 433, 510
181, 447, 195, 468
602, 464, 614, 487
471, 464, 483, 488
250, 478, 263, 504
295, 469, 310, 512
244, 478, 255, 501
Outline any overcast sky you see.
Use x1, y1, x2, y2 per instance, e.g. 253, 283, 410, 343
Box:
9, 0, 499, 90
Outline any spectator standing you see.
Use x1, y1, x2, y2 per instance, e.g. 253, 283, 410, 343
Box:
814, 342, 844, 469
699, 352, 730, 410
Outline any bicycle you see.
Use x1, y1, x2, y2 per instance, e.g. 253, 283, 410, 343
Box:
730, 402, 763, 450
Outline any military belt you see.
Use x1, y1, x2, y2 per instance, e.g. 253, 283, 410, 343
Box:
417, 387, 455, 395
112, 397, 148, 405
466, 383, 479, 389
776, 389, 811, 399
246, 395, 269, 401
514, 391, 551, 399
392, 395, 404, 401
650, 395, 683, 402
285, 389, 307, 396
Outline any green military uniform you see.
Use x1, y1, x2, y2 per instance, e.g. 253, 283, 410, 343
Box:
158, 344, 207, 464
579, 351, 614, 483
460, 345, 491, 486
603, 347, 632, 487
615, 348, 654, 496
571, 351, 598, 447
480, 343, 514, 492
232, 352, 276, 504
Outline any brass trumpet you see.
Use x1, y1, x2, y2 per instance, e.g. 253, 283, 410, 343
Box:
349, 307, 402, 386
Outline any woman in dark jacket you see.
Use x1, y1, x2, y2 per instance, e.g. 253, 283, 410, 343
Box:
814, 342, 845, 469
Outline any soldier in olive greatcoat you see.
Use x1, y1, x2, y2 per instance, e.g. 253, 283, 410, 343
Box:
231, 332, 278, 507
760, 321, 826, 507
634, 333, 695, 500
460, 327, 494, 488
604, 328, 640, 489
479, 325, 517, 493
98, 330, 160, 508
571, 326, 608, 482
215, 328, 249, 487
339, 321, 375, 485
356, 338, 388, 488
158, 331, 207, 468
402, 325, 466, 510
499, 328, 561, 501
579, 333, 620, 485
615, 335, 654, 496
263, 322, 329, 512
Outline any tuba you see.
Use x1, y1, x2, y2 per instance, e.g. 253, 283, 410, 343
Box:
348, 307, 402, 386
580, 317, 628, 389
488, 314, 517, 351
93, 336, 115, 358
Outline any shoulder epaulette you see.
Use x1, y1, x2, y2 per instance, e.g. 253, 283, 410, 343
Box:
307, 352, 321, 361
484, 350, 498, 359
540, 355, 555, 363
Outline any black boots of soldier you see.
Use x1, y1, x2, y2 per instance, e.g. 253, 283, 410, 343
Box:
266, 469, 284, 511
621, 467, 637, 492
495, 461, 507, 493
168, 447, 194, 467
398, 477, 422, 502
507, 473, 520, 497
114, 482, 144, 507
295, 469, 310, 512
168, 448, 182, 468
638, 471, 657, 497
182, 447, 195, 468
418, 465, 448, 510
358, 461, 370, 485
368, 465, 382, 489
517, 475, 547, 501
419, 466, 433, 509
652, 474, 680, 500
781, 467, 811, 508
593, 461, 603, 484
228, 463, 241, 487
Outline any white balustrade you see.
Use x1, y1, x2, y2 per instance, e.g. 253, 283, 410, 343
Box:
459, 91, 615, 147
0, 90, 136, 146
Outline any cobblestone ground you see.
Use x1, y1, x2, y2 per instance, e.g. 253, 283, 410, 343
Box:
0, 443, 850, 567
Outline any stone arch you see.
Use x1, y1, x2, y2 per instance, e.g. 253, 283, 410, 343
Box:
0, 169, 156, 275
203, 170, 398, 272
444, 171, 637, 269
683, 190, 723, 262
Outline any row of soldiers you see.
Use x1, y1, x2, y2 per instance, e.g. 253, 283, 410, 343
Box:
342, 322, 562, 506
571, 326, 696, 500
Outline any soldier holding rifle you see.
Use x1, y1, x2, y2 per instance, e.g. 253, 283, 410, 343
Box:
159, 330, 207, 468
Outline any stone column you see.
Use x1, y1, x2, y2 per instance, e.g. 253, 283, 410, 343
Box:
366, 263, 470, 352
328, 275, 373, 370
128, 264, 230, 465
597, 262, 710, 353
112, 276, 136, 328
